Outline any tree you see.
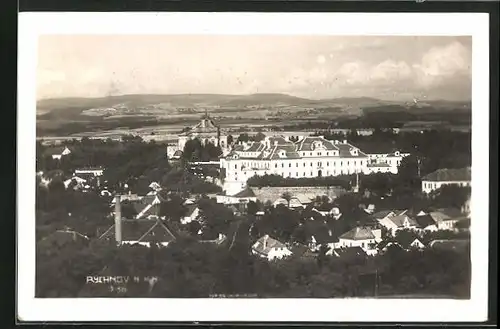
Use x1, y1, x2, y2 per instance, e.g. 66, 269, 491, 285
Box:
430, 185, 471, 209
227, 135, 234, 145
281, 192, 293, 208
254, 132, 266, 142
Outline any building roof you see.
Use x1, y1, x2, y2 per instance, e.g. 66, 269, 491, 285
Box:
184, 116, 219, 135
339, 227, 375, 240
184, 204, 199, 217
99, 219, 177, 244
387, 214, 418, 228
252, 235, 288, 256
372, 210, 394, 220
331, 246, 367, 259
423, 167, 471, 182
428, 208, 464, 223
414, 214, 436, 228
232, 186, 256, 198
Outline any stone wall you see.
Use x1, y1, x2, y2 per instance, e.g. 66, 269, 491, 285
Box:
251, 186, 348, 204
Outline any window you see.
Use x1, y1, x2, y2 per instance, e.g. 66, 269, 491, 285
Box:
318, 162, 321, 166
303, 163, 306, 167
354, 161, 356, 166
296, 163, 298, 167
361, 243, 364, 248
340, 161, 343, 166
318, 152, 322, 156
310, 162, 313, 167
326, 152, 329, 156
327, 162, 329, 166
303, 172, 306, 176
347, 161, 349, 165
296, 172, 298, 177
234, 164, 237, 169
289, 163, 291, 167
275, 164, 277, 168
281, 163, 284, 168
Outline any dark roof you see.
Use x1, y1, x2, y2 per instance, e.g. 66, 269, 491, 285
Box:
423, 167, 471, 182
99, 219, 177, 244
414, 214, 436, 228
305, 220, 338, 244
290, 244, 317, 260
428, 208, 464, 223
332, 246, 367, 259
232, 187, 256, 198
387, 214, 418, 228
372, 210, 394, 219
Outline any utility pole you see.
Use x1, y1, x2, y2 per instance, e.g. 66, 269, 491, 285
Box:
375, 268, 379, 298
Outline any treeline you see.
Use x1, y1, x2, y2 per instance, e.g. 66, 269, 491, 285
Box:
37, 136, 222, 195
36, 236, 470, 298
247, 174, 353, 190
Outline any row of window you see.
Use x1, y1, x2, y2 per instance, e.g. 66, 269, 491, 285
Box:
423, 181, 470, 190
233, 160, 367, 170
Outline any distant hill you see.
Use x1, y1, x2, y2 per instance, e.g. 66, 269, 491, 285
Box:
36, 93, 471, 136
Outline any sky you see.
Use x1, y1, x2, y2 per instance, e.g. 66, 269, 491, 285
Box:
37, 35, 472, 101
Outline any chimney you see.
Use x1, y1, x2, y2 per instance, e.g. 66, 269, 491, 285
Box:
114, 195, 122, 244
343, 140, 347, 144
263, 234, 269, 248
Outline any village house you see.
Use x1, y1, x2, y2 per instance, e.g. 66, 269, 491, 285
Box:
377, 213, 418, 235
74, 167, 104, 177
421, 167, 471, 194
182, 204, 201, 225
216, 186, 257, 205
100, 197, 177, 247
413, 214, 439, 232
336, 226, 382, 256
312, 205, 342, 220
251, 234, 293, 261
63, 176, 87, 190
44, 146, 71, 160
326, 246, 367, 259
427, 208, 467, 231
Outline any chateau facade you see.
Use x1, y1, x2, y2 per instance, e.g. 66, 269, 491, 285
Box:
220, 136, 409, 192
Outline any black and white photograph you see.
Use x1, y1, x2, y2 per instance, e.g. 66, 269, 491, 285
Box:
18, 12, 490, 322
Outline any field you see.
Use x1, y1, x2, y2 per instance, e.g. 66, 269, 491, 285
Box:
36, 93, 471, 138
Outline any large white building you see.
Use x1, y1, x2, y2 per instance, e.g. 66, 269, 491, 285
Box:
421, 167, 471, 194
220, 136, 409, 194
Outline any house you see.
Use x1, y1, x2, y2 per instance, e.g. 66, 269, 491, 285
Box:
101, 195, 177, 247
44, 146, 71, 160
304, 220, 339, 251
99, 218, 177, 247
337, 226, 382, 256
251, 234, 293, 261
182, 204, 200, 224
421, 167, 471, 194
74, 167, 104, 177
63, 176, 87, 190
428, 208, 467, 231
414, 214, 438, 232
378, 213, 418, 235
312, 205, 342, 220
290, 244, 317, 261
111, 193, 142, 204
216, 186, 257, 205
326, 246, 367, 260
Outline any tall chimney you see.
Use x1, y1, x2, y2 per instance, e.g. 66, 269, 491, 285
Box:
263, 234, 269, 249
114, 195, 122, 244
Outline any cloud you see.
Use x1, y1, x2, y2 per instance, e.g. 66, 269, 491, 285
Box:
413, 41, 472, 88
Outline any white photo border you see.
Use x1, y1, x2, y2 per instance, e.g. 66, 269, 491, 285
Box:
18, 12, 490, 322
